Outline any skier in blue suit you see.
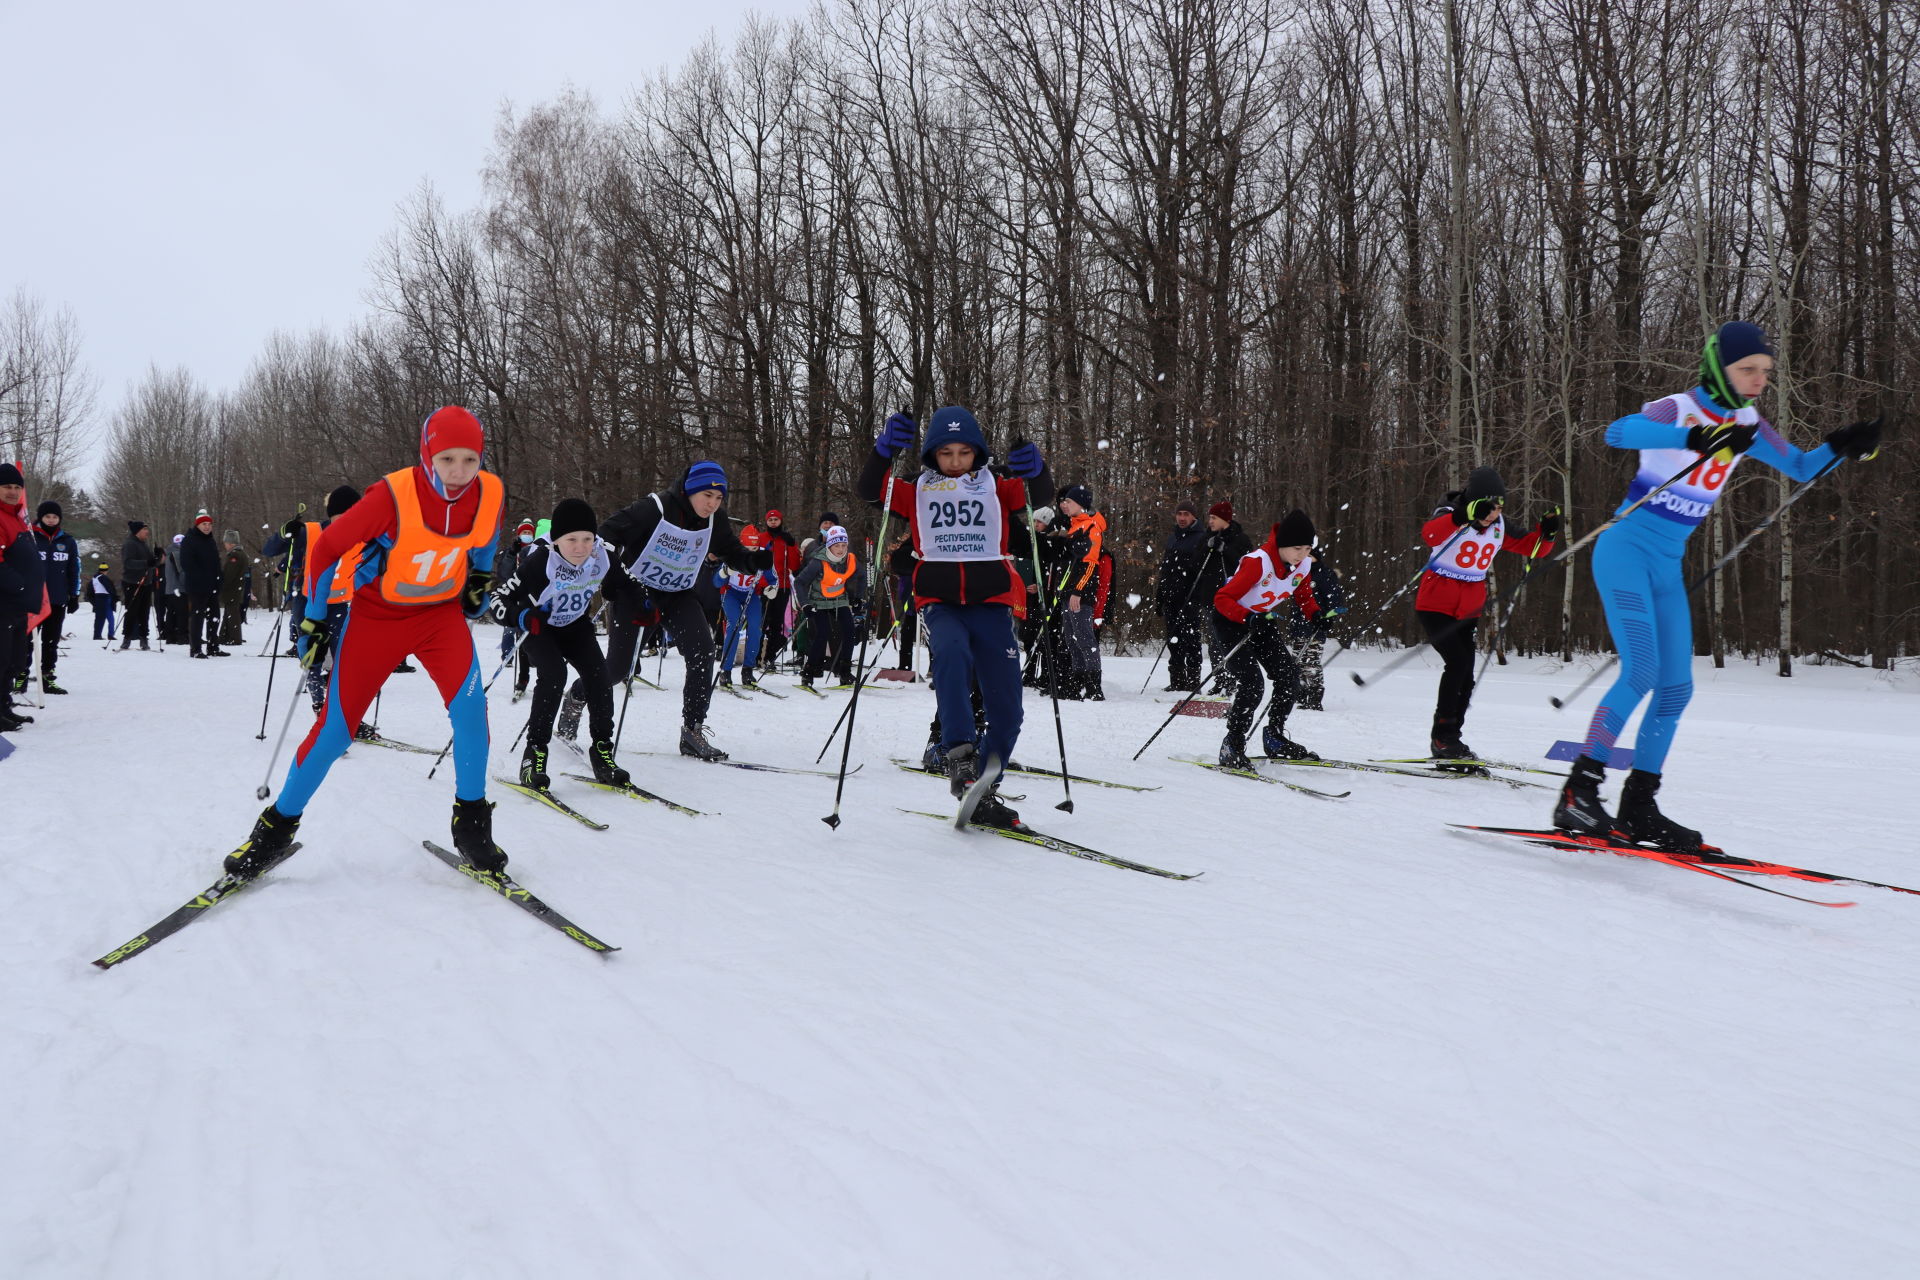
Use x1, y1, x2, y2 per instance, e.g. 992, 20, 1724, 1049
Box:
1552, 322, 1882, 850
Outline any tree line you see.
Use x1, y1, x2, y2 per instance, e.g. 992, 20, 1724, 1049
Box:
88, 0, 1919, 669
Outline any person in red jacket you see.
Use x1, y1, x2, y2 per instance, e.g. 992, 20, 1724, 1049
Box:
759, 508, 804, 668
1212, 509, 1324, 769
1414, 466, 1557, 760
221, 406, 508, 880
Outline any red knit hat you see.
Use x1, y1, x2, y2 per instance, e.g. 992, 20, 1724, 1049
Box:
1209, 501, 1233, 522
765, 509, 782, 522
419, 405, 485, 471
740, 525, 765, 550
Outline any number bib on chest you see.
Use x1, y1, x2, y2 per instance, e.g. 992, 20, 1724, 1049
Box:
538, 542, 611, 628
915, 470, 1005, 562
1432, 518, 1505, 583
1625, 394, 1744, 527
1234, 550, 1314, 615
632, 496, 714, 593
376, 469, 503, 606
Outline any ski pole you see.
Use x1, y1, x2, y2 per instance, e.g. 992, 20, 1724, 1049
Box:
1131, 633, 1252, 760
812, 615, 902, 764
823, 464, 902, 829
1022, 477, 1075, 812
612, 608, 645, 753
255, 640, 326, 800
1140, 546, 1217, 694
254, 611, 286, 741
428, 626, 529, 780
1352, 454, 1716, 691
1548, 457, 1844, 711
1473, 508, 1558, 687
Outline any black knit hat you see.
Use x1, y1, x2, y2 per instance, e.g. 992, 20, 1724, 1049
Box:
549, 497, 597, 540
1463, 466, 1505, 504
819, 511, 842, 527
1059, 484, 1094, 511
0, 463, 22, 486
1273, 509, 1316, 548
128, 519, 147, 534
37, 499, 61, 520
326, 485, 361, 517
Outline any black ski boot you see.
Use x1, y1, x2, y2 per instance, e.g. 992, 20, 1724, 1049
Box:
223, 805, 302, 879
1613, 770, 1704, 852
717, 669, 733, 688
1262, 724, 1320, 761
1219, 735, 1254, 771
679, 722, 728, 761
556, 691, 584, 741
42, 675, 68, 695
353, 722, 378, 742
740, 668, 759, 690
1430, 736, 1476, 762
452, 798, 507, 874
519, 743, 550, 790
971, 785, 1023, 830
1551, 755, 1613, 836
921, 734, 948, 774
589, 739, 630, 787
945, 743, 980, 799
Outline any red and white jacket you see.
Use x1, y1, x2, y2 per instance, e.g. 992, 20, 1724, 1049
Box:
1414, 512, 1552, 619
1214, 526, 1321, 625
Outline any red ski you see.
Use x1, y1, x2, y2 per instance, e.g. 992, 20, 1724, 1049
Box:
1448, 825, 1858, 908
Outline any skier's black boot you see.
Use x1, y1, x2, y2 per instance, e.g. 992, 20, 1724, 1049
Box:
1613, 769, 1704, 852
42, 675, 68, 695
1430, 736, 1476, 762
1219, 734, 1254, 771
519, 742, 550, 790
1262, 724, 1319, 761
945, 742, 979, 800
971, 785, 1023, 830
679, 721, 728, 761
589, 739, 630, 787
921, 732, 948, 774
717, 669, 733, 688
223, 805, 302, 878
452, 798, 507, 875
1551, 755, 1613, 836
556, 691, 583, 741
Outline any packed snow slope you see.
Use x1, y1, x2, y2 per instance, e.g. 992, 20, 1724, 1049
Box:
4, 623, 1918, 1279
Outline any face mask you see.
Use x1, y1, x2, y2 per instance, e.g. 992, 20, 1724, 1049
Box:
519, 533, 533, 544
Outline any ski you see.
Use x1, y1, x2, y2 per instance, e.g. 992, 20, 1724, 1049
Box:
1375, 756, 1566, 778
352, 732, 442, 757
1448, 826, 1854, 907
1259, 756, 1468, 781
623, 674, 664, 692
1452, 825, 1919, 899
901, 811, 1201, 880
561, 773, 708, 816
1174, 757, 1350, 799
492, 777, 610, 830
792, 682, 828, 698
716, 683, 754, 701
1000, 762, 1162, 793
739, 683, 787, 699
93, 844, 304, 969
635, 751, 861, 778
420, 841, 619, 952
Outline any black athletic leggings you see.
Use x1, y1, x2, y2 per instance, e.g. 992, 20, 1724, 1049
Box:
1418, 609, 1479, 740
528, 617, 613, 748
1213, 614, 1300, 742
593, 588, 715, 727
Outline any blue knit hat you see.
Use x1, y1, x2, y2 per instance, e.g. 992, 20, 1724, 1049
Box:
920, 406, 991, 468
1702, 322, 1774, 408
683, 460, 728, 495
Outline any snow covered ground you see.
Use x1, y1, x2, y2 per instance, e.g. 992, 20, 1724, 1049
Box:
4, 619, 1918, 1279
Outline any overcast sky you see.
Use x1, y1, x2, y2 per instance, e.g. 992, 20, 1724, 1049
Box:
1, 0, 810, 427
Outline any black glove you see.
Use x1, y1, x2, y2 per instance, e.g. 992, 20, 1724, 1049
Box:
68, 595, 81, 612
281, 515, 302, 538
460, 569, 492, 617
1824, 416, 1882, 462
297, 617, 332, 668
1538, 512, 1562, 539
1686, 421, 1757, 457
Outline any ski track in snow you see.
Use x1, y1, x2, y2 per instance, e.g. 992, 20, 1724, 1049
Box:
4, 623, 1918, 1278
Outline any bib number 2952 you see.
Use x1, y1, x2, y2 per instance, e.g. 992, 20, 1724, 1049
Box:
928, 499, 986, 530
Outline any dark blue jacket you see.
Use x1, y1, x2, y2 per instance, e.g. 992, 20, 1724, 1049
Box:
0, 511, 45, 612
34, 527, 81, 605
180, 527, 223, 595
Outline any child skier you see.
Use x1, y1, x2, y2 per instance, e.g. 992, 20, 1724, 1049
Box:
1212, 509, 1326, 769
593, 462, 774, 761
88, 561, 119, 641
1052, 485, 1107, 701
30, 500, 80, 693
859, 406, 1050, 826
222, 406, 508, 878
1414, 466, 1556, 758
1553, 322, 1880, 850
491, 498, 635, 790
794, 525, 867, 689
715, 527, 776, 689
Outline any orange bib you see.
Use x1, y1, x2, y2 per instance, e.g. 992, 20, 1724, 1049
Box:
821, 553, 858, 599
375, 468, 504, 606
303, 521, 362, 605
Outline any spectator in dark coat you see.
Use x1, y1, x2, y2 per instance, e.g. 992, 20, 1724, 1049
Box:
120, 521, 156, 649
218, 531, 253, 647
0, 463, 45, 727
1155, 499, 1212, 691
180, 509, 227, 657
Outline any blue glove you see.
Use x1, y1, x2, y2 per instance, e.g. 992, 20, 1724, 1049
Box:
1006, 440, 1043, 478
876, 412, 916, 458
